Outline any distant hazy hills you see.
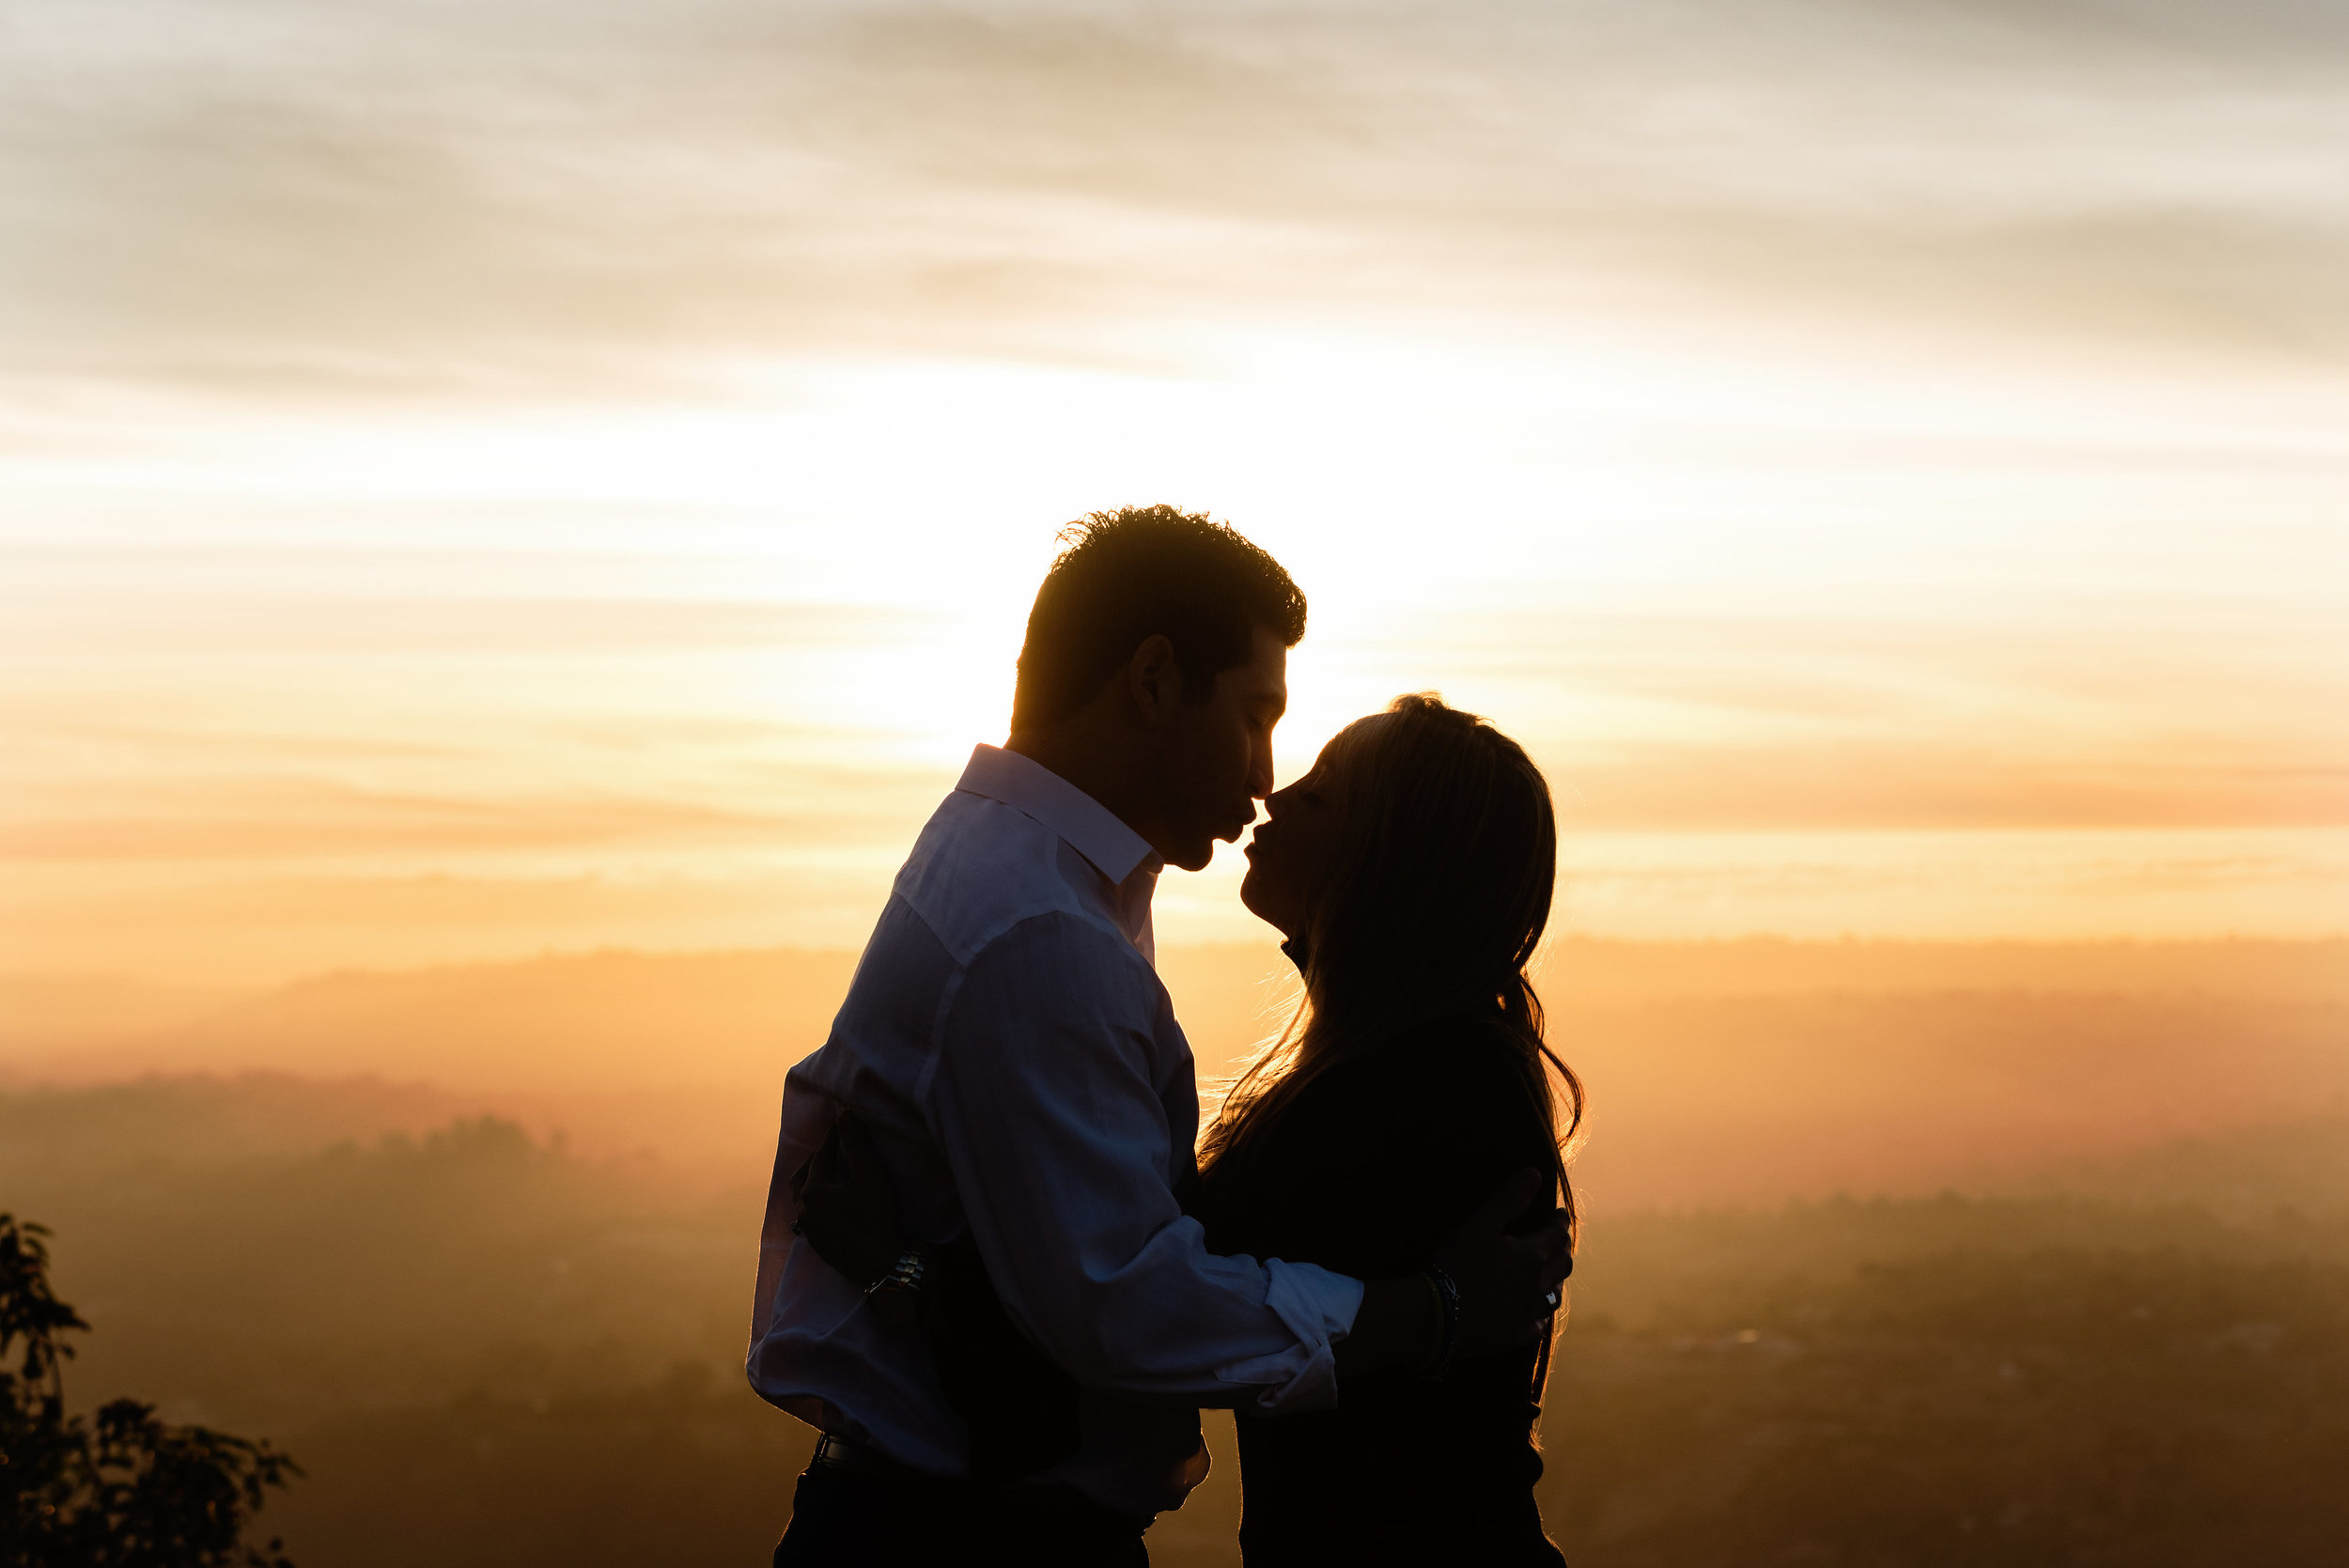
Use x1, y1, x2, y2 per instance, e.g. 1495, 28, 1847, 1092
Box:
5, 938, 2343, 1207
0, 947, 865, 1090
10, 936, 2342, 1077
8, 941, 2344, 1567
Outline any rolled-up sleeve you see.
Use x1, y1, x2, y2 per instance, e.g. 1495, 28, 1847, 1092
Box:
927, 911, 1363, 1413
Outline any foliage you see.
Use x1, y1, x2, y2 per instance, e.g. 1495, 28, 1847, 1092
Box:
0, 1215, 298, 1568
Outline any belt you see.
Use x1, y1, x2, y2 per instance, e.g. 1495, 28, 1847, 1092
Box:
808, 1432, 923, 1476
807, 1433, 1154, 1537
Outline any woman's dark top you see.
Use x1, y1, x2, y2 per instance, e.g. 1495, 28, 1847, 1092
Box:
1191, 1019, 1568, 1568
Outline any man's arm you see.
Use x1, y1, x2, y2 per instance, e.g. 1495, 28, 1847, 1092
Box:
928, 912, 1355, 1411
797, 912, 1569, 1404
796, 1111, 1568, 1381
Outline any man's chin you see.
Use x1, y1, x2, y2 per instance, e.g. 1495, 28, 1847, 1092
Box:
1165, 843, 1217, 874
1160, 816, 1248, 874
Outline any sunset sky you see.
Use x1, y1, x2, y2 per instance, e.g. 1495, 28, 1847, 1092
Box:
5, 0, 2345, 985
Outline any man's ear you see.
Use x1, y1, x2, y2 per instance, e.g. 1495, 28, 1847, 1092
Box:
1124, 633, 1181, 727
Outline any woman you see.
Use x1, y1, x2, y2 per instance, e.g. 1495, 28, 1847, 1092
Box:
1193, 691, 1579, 1567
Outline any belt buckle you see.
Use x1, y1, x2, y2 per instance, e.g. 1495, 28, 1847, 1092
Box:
812, 1432, 896, 1475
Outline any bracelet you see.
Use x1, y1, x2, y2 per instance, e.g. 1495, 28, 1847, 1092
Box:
864, 1249, 930, 1329
1419, 1265, 1461, 1381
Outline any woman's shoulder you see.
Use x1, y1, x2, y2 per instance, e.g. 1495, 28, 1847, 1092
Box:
1388, 1013, 1546, 1092
1334, 1017, 1554, 1145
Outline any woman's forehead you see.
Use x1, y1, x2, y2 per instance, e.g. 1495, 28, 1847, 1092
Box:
1311, 712, 1392, 778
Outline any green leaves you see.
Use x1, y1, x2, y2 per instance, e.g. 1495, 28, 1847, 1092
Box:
0, 1214, 298, 1568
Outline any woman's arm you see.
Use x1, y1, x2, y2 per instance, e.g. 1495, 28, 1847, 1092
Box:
1335, 1169, 1569, 1375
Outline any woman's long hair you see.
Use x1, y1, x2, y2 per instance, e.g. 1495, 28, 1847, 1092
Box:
1200, 693, 1583, 1246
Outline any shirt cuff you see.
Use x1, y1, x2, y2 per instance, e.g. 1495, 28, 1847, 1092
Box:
1213, 1259, 1365, 1416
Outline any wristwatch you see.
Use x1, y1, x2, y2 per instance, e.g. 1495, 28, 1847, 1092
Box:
864, 1248, 930, 1329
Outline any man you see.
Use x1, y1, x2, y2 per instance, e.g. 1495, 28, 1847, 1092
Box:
750, 505, 1571, 1565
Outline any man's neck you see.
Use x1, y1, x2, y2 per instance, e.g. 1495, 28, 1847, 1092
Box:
1003, 727, 1152, 845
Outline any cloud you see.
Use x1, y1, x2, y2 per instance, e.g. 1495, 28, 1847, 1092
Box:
1330, 604, 2349, 829
0, 580, 931, 655
0, 778, 811, 861
5, 0, 2344, 400
1548, 744, 2349, 831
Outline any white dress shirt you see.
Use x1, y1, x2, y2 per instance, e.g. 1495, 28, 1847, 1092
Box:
748, 744, 1364, 1516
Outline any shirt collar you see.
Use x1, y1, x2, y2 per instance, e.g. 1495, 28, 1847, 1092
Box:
956, 744, 1161, 886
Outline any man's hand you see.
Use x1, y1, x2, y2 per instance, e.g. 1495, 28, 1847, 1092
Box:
1432, 1170, 1573, 1357
790, 1111, 906, 1291
1334, 1168, 1571, 1378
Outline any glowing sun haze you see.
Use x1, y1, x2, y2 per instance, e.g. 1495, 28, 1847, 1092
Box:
4, 0, 2344, 983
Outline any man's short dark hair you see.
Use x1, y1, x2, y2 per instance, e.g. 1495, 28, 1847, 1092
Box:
1011, 505, 1307, 732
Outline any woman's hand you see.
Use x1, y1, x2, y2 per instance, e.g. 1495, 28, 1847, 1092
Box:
1431, 1169, 1572, 1357
789, 1111, 906, 1292
1336, 1169, 1570, 1377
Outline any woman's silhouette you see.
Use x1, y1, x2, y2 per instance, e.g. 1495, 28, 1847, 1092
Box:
1192, 691, 1578, 1566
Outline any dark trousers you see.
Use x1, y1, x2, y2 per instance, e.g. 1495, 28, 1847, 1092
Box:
774, 1463, 1150, 1568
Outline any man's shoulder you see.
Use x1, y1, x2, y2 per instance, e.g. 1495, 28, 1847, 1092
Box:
892, 790, 1127, 969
